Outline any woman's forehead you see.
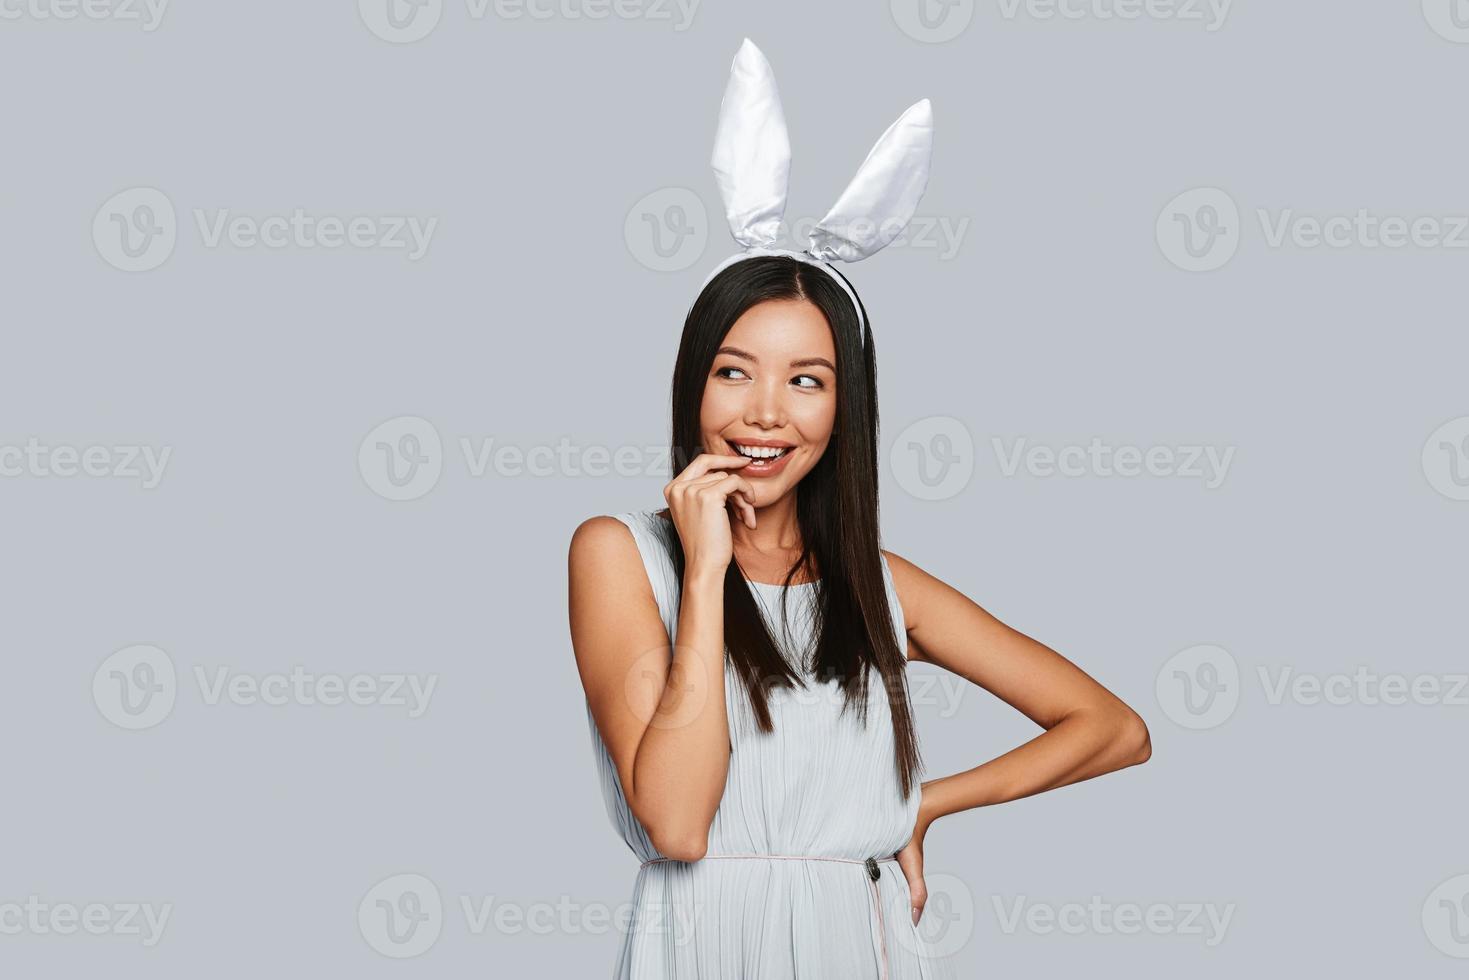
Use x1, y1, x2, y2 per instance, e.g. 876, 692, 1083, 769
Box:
725, 299, 835, 356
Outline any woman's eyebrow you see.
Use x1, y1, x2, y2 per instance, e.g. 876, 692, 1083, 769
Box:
716, 346, 835, 372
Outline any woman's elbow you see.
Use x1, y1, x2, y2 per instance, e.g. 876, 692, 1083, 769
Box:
1117, 708, 1151, 767
647, 826, 709, 863
633, 802, 711, 862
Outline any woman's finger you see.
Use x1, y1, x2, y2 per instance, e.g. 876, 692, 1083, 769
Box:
705, 472, 756, 529
671, 451, 752, 485
726, 484, 756, 529
893, 841, 927, 924
909, 878, 928, 924
722, 474, 758, 529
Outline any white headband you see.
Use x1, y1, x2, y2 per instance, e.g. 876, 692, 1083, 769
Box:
698, 38, 935, 348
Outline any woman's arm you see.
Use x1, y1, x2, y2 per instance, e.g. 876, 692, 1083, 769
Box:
569, 517, 731, 861
883, 549, 1151, 837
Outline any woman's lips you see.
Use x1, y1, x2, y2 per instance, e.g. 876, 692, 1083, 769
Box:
731, 446, 795, 478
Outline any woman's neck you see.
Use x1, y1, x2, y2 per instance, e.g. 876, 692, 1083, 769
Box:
730, 495, 802, 554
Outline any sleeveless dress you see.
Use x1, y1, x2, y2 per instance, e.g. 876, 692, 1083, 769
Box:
583, 508, 957, 979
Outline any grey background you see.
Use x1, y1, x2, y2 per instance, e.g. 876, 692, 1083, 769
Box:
3, 0, 1467, 976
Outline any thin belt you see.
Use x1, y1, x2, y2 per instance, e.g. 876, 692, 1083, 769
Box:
638, 853, 900, 980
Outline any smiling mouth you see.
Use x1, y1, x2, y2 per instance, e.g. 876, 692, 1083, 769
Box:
731, 444, 792, 461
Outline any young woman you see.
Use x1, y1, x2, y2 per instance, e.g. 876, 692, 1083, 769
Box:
568, 254, 1152, 979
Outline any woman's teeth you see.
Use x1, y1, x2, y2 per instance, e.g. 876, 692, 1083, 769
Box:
733, 445, 790, 460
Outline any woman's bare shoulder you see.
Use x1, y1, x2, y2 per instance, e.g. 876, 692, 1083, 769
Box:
880, 547, 957, 637
568, 513, 663, 638
569, 514, 638, 574
569, 512, 670, 598
881, 547, 931, 589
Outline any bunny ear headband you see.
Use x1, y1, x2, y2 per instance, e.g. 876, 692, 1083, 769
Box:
698, 38, 934, 347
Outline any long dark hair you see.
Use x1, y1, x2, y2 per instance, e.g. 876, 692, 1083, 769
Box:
657, 254, 922, 799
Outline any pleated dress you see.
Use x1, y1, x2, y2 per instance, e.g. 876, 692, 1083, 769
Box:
584, 508, 957, 979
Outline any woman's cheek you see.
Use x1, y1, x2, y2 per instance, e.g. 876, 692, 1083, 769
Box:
795, 401, 837, 442
699, 390, 737, 435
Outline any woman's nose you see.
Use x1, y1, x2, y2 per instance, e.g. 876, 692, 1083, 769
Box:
746, 381, 785, 428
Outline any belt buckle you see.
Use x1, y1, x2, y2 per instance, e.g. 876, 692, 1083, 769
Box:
864, 857, 880, 881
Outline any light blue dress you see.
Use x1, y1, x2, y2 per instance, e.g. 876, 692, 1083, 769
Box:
584, 508, 957, 979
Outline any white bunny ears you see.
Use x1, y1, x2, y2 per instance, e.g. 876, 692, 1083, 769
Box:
698, 38, 934, 345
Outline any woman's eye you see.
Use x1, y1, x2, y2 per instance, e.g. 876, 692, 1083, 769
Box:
715, 366, 749, 380
793, 375, 824, 389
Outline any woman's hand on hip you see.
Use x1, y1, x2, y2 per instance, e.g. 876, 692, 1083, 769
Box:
894, 815, 933, 925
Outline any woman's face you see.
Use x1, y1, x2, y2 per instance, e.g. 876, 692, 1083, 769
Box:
700, 298, 838, 509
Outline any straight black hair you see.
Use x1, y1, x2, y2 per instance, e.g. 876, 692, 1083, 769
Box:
656, 254, 922, 799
